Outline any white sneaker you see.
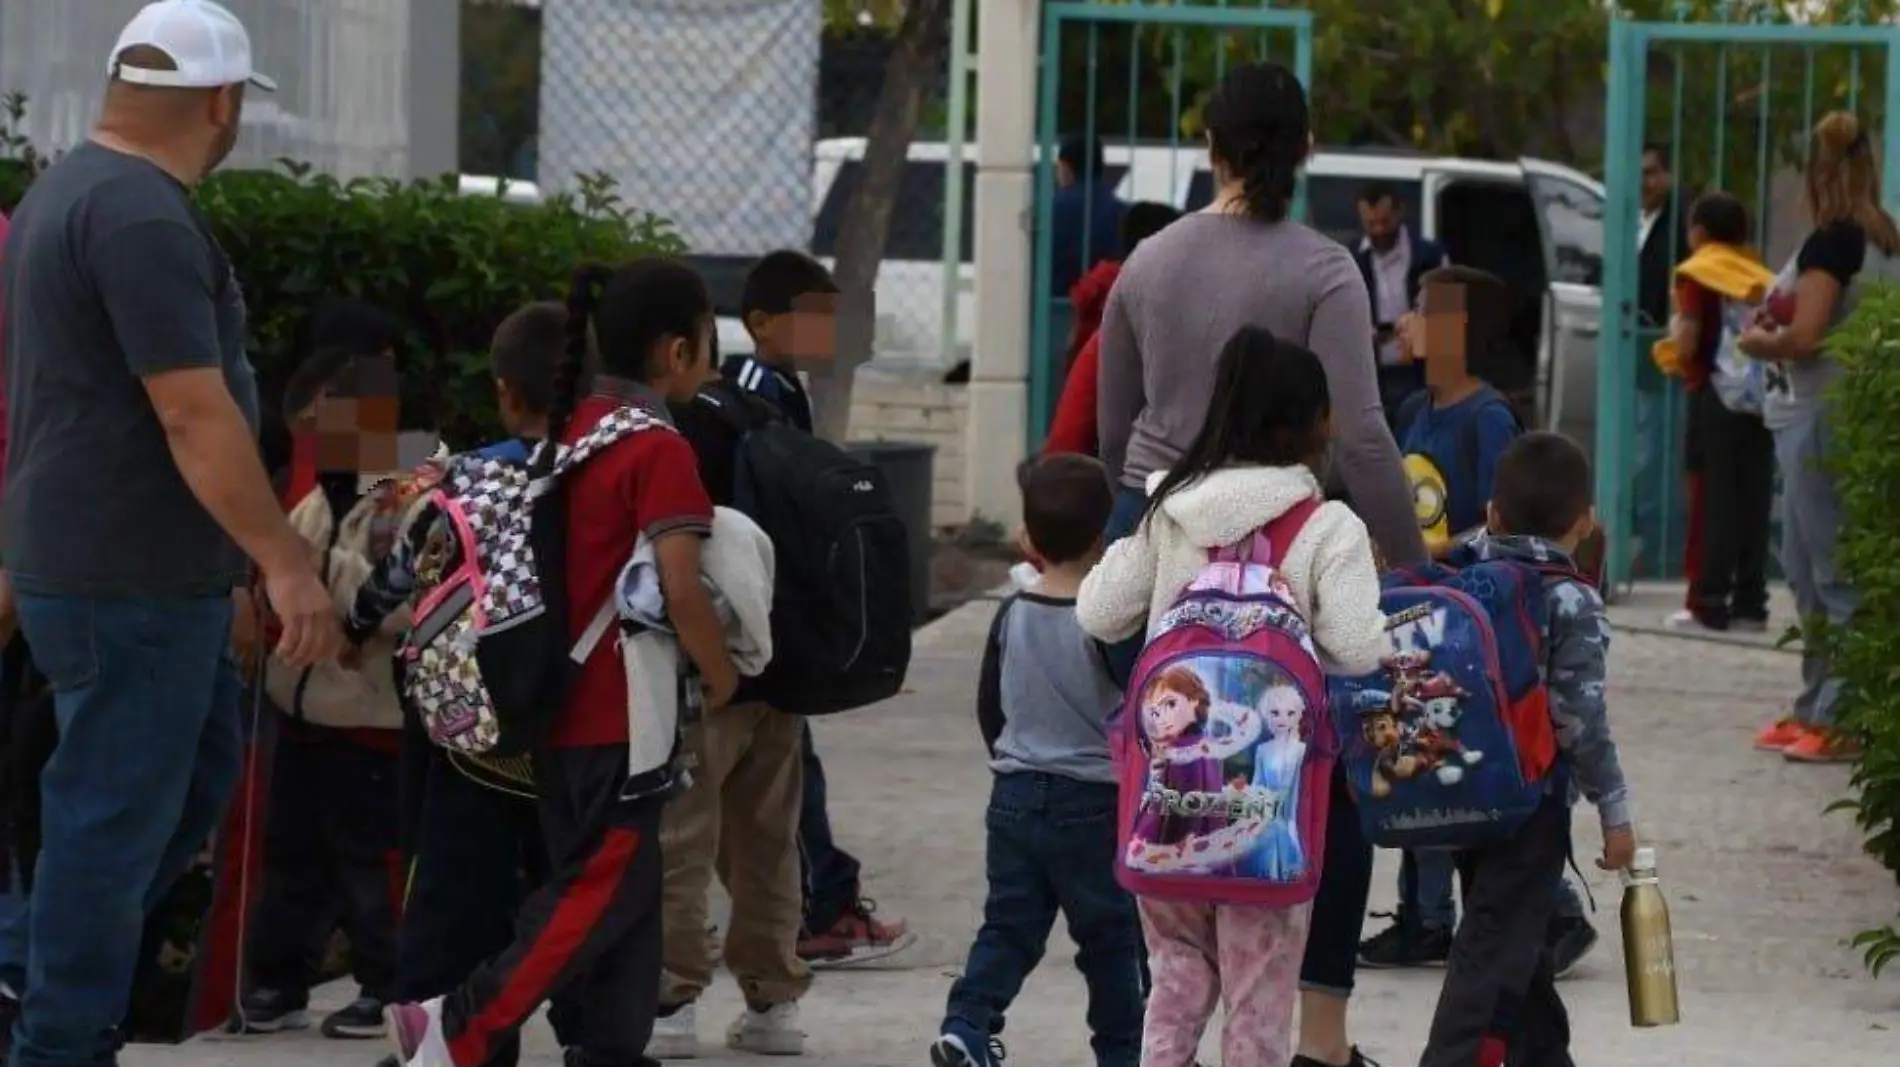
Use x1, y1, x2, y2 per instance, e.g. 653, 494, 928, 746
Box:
726, 1001, 806, 1056
1664, 609, 1709, 631
646, 1003, 701, 1060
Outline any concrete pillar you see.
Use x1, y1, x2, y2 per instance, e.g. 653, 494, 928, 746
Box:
963, 0, 1039, 529
406, 0, 460, 179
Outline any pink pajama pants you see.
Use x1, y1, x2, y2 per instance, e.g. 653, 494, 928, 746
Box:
1137, 897, 1312, 1067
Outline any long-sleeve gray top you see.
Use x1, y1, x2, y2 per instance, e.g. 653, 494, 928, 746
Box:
1094, 212, 1427, 566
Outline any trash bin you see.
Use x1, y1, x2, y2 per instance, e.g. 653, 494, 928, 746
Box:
845, 440, 936, 626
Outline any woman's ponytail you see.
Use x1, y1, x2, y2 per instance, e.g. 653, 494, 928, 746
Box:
1205, 62, 1310, 223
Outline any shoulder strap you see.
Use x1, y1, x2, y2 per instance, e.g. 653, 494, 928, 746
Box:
1262, 496, 1321, 565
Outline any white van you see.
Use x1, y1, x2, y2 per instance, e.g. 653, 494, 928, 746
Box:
808, 140, 1605, 449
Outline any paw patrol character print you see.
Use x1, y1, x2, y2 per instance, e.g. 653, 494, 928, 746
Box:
1409, 675, 1484, 785
1351, 689, 1421, 798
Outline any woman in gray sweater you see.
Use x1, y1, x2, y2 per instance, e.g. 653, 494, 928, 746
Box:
1092, 61, 1425, 1067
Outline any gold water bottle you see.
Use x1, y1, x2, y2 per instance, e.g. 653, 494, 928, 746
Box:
1620, 847, 1681, 1027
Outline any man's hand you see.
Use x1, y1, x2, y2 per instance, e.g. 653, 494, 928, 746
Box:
229, 586, 262, 674
701, 660, 739, 712
0, 568, 17, 649
1598, 824, 1638, 872
264, 566, 342, 670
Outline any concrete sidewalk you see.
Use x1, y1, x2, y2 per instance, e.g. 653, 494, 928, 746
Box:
125, 595, 1898, 1067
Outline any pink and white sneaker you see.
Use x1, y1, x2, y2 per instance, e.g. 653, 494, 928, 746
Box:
385, 998, 454, 1067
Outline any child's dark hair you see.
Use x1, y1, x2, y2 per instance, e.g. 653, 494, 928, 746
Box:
281, 296, 401, 417
490, 301, 567, 415
1018, 454, 1113, 565
1120, 201, 1181, 259
1059, 134, 1106, 182
1203, 62, 1310, 222
1491, 432, 1594, 539
1418, 265, 1514, 379
742, 250, 839, 321
1689, 192, 1750, 245
1143, 326, 1330, 526
540, 258, 712, 475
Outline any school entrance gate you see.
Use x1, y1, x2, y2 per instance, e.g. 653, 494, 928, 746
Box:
1599, 7, 1900, 589
1027, 1, 1313, 445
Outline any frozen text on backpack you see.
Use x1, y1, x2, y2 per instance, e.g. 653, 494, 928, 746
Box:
400, 407, 667, 757
1111, 500, 1335, 908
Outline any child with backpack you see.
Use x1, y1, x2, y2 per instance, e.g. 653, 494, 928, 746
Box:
1369, 267, 1599, 977
1076, 326, 1386, 1067
1651, 192, 1778, 635
711, 250, 915, 968
931, 454, 1141, 1067
361, 301, 573, 1067
236, 297, 422, 1041
1338, 432, 1635, 1067
375, 258, 740, 1067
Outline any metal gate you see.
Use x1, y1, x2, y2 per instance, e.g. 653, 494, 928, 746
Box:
1599, 5, 1900, 589
1027, 0, 1313, 445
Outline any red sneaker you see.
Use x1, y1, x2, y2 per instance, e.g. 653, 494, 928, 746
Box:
1783, 729, 1862, 764
796, 899, 917, 969
1753, 719, 1809, 752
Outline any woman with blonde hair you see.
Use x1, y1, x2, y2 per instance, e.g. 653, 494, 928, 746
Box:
1737, 110, 1899, 762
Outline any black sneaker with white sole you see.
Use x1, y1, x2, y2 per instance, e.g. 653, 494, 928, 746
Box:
1546, 915, 1600, 979
1356, 912, 1452, 969
319, 995, 387, 1039
930, 1027, 1006, 1067
226, 987, 311, 1033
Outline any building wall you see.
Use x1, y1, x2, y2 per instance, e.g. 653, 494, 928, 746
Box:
0, 0, 452, 180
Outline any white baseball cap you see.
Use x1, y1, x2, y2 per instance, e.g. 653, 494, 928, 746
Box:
106, 0, 277, 92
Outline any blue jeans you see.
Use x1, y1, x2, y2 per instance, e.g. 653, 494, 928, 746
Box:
1402, 851, 1588, 931
1100, 486, 1151, 688
10, 593, 242, 1067
944, 773, 1141, 1067
797, 724, 862, 934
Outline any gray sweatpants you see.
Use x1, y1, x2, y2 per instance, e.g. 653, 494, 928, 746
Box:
1773, 408, 1857, 727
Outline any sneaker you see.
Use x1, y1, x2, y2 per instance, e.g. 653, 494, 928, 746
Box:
1290, 1047, 1381, 1067
384, 999, 453, 1067
1546, 915, 1599, 979
796, 899, 916, 968
227, 987, 311, 1034
931, 1024, 1007, 1067
1753, 719, 1808, 752
1664, 608, 1727, 632
1356, 912, 1451, 969
1783, 729, 1862, 763
725, 1001, 806, 1056
647, 1003, 701, 1060
1730, 613, 1769, 633
320, 995, 386, 1039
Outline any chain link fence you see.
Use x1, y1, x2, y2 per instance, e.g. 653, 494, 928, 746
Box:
469, 0, 957, 367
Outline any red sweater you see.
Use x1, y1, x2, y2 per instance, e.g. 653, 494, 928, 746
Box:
1044, 330, 1102, 457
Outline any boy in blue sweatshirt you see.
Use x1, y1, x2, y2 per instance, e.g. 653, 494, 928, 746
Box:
1367, 266, 1599, 976
1419, 431, 1636, 1067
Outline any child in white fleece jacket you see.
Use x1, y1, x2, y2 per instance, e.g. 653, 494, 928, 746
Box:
1076, 325, 1385, 1067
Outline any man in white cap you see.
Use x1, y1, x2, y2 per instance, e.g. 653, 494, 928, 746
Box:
0, 3, 338, 1064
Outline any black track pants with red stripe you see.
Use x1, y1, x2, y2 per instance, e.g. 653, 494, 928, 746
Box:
440, 744, 664, 1067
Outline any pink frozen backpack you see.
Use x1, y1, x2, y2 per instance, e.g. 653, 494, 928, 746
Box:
1111, 498, 1335, 906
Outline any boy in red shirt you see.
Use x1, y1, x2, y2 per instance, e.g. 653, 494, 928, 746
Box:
379, 258, 738, 1067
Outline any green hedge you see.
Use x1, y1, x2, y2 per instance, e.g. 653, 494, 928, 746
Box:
0, 93, 681, 446
1819, 282, 1900, 977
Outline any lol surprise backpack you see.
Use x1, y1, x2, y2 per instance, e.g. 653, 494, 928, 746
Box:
1111, 500, 1335, 907
399, 407, 670, 757
1328, 547, 1586, 850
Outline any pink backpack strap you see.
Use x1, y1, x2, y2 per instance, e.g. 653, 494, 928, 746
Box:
1211, 496, 1321, 566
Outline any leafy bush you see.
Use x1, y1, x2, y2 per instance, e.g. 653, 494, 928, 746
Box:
0, 92, 682, 445
1819, 281, 1900, 977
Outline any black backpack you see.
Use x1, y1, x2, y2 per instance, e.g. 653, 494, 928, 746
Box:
705, 385, 912, 715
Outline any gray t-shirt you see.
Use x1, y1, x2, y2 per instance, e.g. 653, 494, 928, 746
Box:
1, 141, 259, 596
976, 592, 1122, 784
1095, 212, 1424, 564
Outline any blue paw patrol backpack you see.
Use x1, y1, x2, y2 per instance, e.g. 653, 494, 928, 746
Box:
1327, 553, 1583, 850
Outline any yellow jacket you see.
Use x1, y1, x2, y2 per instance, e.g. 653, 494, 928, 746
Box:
1651, 243, 1776, 377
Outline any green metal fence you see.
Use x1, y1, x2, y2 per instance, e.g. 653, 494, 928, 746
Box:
1028, 0, 1313, 446
1600, 2, 1900, 589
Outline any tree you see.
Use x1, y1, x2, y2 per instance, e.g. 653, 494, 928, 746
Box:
809, 0, 952, 442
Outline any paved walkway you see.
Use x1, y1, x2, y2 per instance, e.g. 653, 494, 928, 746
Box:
126, 590, 1898, 1067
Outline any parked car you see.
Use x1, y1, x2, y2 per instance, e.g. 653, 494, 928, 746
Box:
809, 140, 1606, 451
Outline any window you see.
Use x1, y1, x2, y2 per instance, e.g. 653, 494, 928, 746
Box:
1524, 175, 1604, 287
1184, 171, 1421, 247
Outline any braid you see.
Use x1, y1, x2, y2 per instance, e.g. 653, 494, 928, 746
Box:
539, 264, 608, 476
